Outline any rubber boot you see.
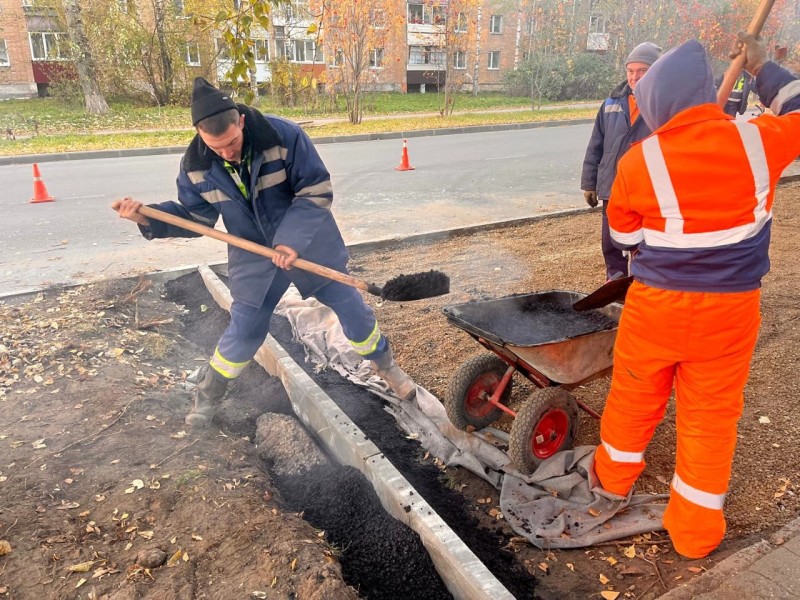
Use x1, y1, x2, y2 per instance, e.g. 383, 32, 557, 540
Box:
185, 365, 229, 428
370, 346, 416, 401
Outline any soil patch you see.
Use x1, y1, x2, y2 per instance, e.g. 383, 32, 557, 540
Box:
1, 182, 798, 600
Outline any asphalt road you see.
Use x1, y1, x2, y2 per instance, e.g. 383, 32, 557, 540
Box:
0, 123, 593, 296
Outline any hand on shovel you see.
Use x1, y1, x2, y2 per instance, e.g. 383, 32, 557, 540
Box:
112, 197, 150, 226
272, 245, 298, 270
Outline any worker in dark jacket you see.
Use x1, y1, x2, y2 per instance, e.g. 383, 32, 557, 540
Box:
113, 78, 416, 427
581, 42, 661, 279
715, 71, 754, 117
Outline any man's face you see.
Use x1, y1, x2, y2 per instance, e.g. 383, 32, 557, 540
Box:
626, 62, 650, 90
198, 114, 245, 163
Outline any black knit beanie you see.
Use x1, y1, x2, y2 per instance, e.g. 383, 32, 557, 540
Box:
191, 77, 237, 126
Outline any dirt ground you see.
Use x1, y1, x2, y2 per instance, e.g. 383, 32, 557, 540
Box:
1, 182, 798, 600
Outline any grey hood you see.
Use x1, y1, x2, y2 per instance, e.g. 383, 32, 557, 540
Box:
634, 40, 717, 132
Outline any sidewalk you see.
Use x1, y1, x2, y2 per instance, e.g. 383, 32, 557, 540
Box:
659, 517, 800, 599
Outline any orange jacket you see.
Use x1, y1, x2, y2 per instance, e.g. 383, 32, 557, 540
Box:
608, 63, 800, 292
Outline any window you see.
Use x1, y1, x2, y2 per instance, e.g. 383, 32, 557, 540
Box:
489, 15, 502, 34
288, 39, 321, 63
285, 0, 310, 21
369, 8, 385, 28
29, 32, 69, 60
488, 50, 500, 69
588, 15, 606, 33
254, 38, 270, 63
408, 3, 441, 25
0, 39, 9, 66
408, 45, 445, 66
369, 47, 383, 68
185, 42, 200, 66
329, 49, 344, 67
454, 50, 466, 70
216, 38, 230, 60
455, 12, 468, 33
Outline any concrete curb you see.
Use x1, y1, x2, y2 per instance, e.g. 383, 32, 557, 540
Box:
196, 265, 515, 600
0, 118, 594, 166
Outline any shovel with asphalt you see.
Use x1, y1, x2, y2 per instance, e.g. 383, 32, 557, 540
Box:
137, 205, 450, 302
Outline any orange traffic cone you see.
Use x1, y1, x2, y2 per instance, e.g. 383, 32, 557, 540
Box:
394, 139, 415, 171
30, 163, 55, 203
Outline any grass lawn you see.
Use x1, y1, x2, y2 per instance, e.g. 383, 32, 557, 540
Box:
0, 93, 597, 157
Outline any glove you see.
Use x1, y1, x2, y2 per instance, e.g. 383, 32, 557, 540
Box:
584, 190, 598, 208
732, 32, 767, 76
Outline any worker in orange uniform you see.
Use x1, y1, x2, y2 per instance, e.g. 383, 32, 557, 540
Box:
593, 34, 800, 559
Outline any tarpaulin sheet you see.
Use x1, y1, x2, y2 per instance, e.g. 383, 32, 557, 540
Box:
276, 288, 666, 548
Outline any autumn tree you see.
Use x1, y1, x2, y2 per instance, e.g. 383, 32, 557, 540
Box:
61, 0, 109, 114
430, 0, 480, 115
319, 0, 404, 124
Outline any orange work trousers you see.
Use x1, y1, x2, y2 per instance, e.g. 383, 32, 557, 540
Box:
594, 282, 761, 558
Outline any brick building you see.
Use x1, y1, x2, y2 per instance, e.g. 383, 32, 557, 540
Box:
0, 0, 38, 98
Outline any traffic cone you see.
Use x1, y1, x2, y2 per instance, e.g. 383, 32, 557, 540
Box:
30, 163, 55, 203
394, 139, 415, 171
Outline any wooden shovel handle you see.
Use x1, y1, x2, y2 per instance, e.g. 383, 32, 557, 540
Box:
137, 205, 371, 294
717, 0, 776, 107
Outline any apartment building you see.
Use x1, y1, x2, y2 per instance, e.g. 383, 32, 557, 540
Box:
0, 0, 603, 100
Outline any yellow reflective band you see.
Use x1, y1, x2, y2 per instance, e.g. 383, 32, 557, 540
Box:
350, 321, 381, 356
209, 347, 249, 379
602, 440, 645, 464
671, 473, 726, 511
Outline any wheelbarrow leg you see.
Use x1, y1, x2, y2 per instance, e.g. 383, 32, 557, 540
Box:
485, 365, 517, 418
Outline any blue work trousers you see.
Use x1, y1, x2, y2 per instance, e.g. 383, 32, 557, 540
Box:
214, 268, 387, 377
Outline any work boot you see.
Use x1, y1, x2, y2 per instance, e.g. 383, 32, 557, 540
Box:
370, 347, 416, 401
185, 365, 229, 428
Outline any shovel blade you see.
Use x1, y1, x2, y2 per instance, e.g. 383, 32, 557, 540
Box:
572, 275, 634, 312
380, 270, 450, 302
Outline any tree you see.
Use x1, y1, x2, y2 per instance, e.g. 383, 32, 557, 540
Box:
319, 0, 403, 124
61, 0, 109, 114
432, 0, 480, 116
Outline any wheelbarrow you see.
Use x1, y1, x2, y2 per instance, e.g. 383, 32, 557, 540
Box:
442, 290, 622, 475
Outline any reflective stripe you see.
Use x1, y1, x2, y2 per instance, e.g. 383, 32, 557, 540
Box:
609, 225, 644, 246
642, 136, 684, 235
187, 170, 206, 185
734, 121, 771, 223
604, 104, 624, 113
672, 473, 725, 510
639, 127, 773, 249
209, 347, 249, 379
254, 170, 287, 194
350, 321, 381, 356
602, 440, 645, 463
188, 210, 217, 226
260, 146, 288, 163
200, 189, 232, 204
769, 80, 800, 114
296, 180, 333, 209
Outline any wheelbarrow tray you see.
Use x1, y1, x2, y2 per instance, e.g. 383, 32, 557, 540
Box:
443, 290, 622, 385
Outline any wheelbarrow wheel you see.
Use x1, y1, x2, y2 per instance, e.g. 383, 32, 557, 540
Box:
444, 353, 512, 430
509, 387, 580, 475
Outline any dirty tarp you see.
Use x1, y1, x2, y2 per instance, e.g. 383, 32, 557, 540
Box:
276, 288, 666, 549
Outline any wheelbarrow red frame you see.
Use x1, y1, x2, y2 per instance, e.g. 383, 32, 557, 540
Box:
442, 290, 622, 474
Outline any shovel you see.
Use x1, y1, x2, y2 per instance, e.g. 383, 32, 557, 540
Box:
137, 205, 450, 302
572, 273, 634, 312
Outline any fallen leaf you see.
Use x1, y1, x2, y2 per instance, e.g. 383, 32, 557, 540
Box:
566, 563, 575, 572
537, 562, 549, 573
67, 561, 95, 573
167, 549, 183, 567
138, 531, 154, 540
623, 545, 636, 559
0, 540, 12, 555
290, 557, 298, 571
191, 534, 203, 541
759, 416, 771, 424
599, 574, 610, 584
588, 507, 601, 517
600, 592, 620, 600
32, 438, 47, 449
688, 566, 704, 574
606, 557, 618, 566
182, 551, 189, 562
171, 431, 188, 439
75, 578, 87, 589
